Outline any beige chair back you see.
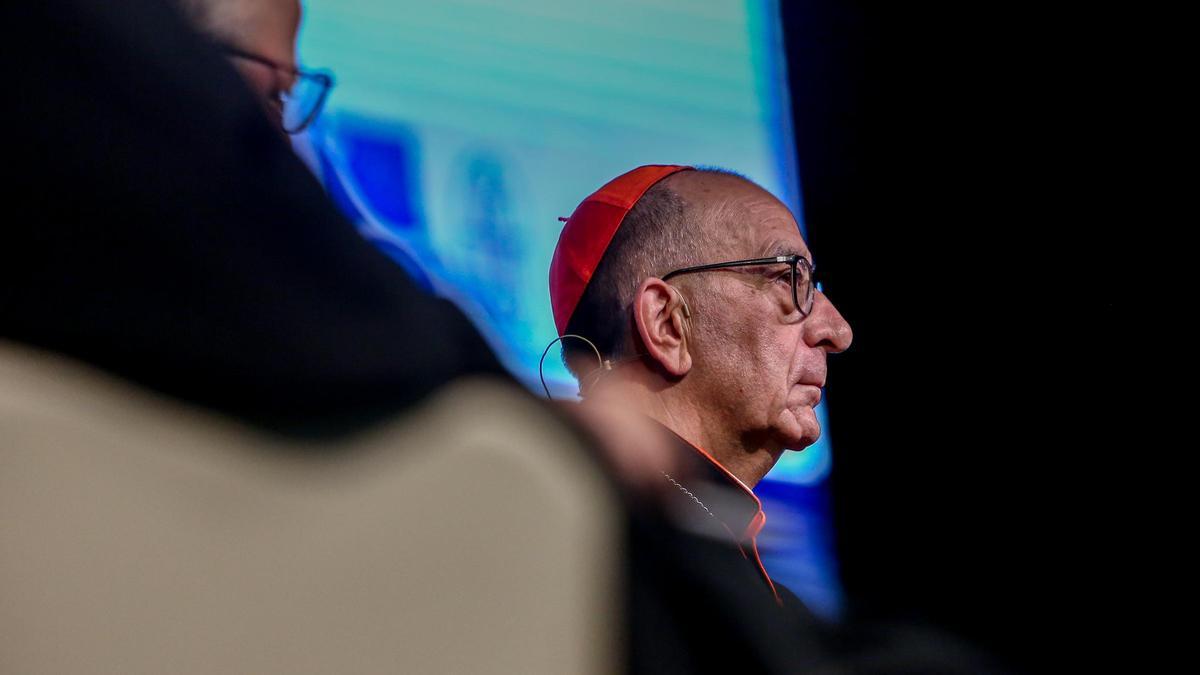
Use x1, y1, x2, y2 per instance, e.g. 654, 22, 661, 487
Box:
1, 342, 620, 674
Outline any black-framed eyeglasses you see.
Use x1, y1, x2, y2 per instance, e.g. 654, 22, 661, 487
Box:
662, 254, 817, 317
221, 46, 334, 134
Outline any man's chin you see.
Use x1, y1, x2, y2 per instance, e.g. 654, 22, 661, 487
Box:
783, 433, 819, 452
777, 408, 821, 451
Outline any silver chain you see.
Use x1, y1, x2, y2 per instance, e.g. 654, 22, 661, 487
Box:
662, 472, 716, 518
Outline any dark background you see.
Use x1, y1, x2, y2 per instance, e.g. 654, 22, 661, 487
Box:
780, 2, 1111, 671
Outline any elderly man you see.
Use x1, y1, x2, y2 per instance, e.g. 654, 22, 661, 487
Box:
550, 164, 853, 604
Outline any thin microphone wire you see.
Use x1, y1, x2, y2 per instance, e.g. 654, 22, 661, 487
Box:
539, 334, 604, 400
539, 287, 691, 400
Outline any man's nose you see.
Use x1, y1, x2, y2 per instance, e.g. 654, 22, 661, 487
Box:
803, 291, 853, 353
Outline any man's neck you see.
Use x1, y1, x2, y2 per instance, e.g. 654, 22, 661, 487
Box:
591, 379, 779, 488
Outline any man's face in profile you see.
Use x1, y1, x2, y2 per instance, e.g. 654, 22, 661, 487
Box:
674, 174, 853, 455
216, 0, 302, 132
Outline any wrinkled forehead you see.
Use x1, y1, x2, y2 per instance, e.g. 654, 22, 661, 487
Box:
668, 172, 811, 262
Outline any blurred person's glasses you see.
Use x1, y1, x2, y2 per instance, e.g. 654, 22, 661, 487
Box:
662, 254, 817, 318
221, 46, 334, 134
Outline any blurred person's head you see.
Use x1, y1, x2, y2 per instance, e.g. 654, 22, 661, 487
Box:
551, 166, 853, 487
176, 0, 320, 134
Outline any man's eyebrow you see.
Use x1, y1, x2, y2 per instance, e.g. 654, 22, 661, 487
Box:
763, 242, 812, 262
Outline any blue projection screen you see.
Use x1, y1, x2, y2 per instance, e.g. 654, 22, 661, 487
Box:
296, 0, 842, 617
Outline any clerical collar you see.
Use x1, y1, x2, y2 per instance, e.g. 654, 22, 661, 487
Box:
659, 427, 768, 544
657, 426, 780, 603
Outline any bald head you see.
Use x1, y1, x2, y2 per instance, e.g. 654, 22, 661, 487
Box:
672, 171, 786, 246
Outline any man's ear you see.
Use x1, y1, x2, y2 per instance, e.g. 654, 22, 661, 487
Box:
632, 277, 692, 378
